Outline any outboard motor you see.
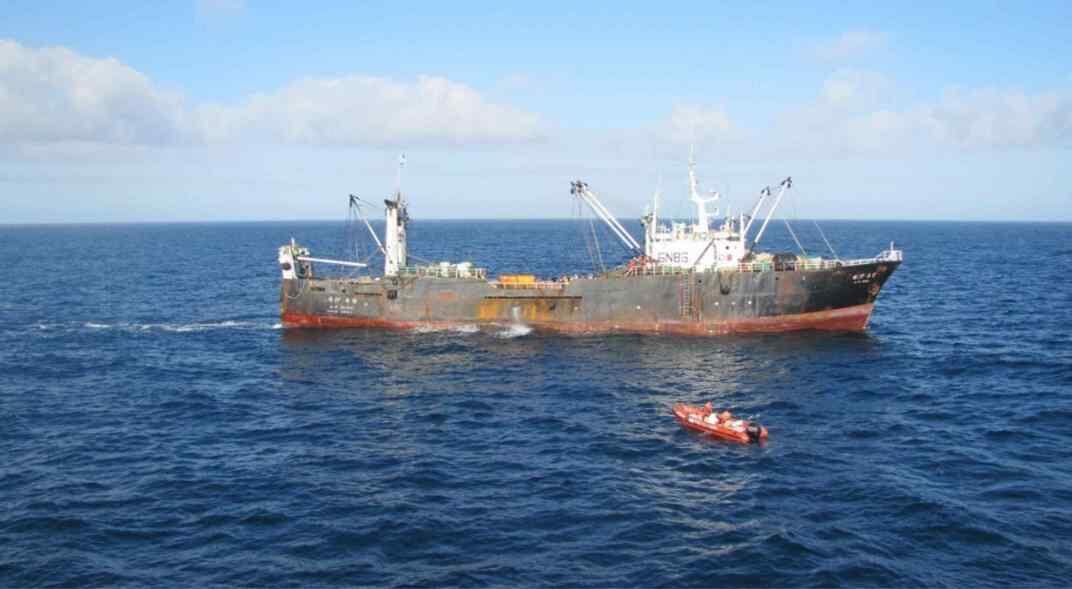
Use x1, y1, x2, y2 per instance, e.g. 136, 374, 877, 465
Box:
746, 423, 763, 443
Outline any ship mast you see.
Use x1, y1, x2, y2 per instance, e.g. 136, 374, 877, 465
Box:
688, 145, 720, 233
384, 153, 409, 276
643, 176, 661, 257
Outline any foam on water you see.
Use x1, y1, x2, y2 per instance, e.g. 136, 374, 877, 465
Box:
496, 323, 533, 338
411, 323, 482, 335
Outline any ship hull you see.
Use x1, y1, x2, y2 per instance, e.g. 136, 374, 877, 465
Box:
280, 261, 899, 336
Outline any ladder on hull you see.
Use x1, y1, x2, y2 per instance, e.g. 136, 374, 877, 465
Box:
678, 274, 696, 320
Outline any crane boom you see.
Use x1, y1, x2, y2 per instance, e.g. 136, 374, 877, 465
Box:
571, 180, 643, 254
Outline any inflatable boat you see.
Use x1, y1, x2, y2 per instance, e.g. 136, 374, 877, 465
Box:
673, 402, 768, 444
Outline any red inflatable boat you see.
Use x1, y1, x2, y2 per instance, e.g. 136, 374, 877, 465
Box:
672, 402, 769, 444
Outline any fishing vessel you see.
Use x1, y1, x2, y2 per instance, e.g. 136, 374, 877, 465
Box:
278, 155, 902, 335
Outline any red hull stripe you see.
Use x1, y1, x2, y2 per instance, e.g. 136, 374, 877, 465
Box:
281, 303, 874, 335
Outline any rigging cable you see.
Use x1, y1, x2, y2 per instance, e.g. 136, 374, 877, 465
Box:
345, 201, 366, 278
813, 220, 840, 261
783, 219, 808, 257
784, 187, 807, 257
574, 197, 603, 274
405, 249, 435, 263
589, 217, 606, 273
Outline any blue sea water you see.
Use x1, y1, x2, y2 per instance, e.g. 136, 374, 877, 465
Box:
1, 219, 1070, 587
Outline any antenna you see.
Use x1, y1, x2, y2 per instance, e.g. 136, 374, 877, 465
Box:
687, 144, 698, 202
653, 172, 662, 225
396, 152, 406, 197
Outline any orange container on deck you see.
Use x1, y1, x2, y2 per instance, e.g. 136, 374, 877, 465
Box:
499, 274, 536, 285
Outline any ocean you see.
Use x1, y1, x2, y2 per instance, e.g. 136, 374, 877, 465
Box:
1, 219, 1070, 586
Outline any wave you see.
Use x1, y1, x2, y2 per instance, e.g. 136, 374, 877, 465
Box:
72, 320, 280, 333
159, 320, 251, 333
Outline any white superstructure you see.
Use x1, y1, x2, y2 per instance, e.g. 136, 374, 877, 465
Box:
574, 151, 792, 271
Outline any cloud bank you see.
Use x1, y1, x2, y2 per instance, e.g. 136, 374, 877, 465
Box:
198, 75, 541, 146
3, 39, 1069, 159
800, 72, 1072, 154
0, 40, 192, 144
667, 69, 1072, 156
0, 39, 542, 148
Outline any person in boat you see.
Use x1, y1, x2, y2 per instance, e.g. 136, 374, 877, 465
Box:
710, 409, 745, 431
703, 404, 721, 425
720, 411, 746, 431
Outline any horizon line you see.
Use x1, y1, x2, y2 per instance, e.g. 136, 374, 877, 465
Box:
3, 216, 1071, 228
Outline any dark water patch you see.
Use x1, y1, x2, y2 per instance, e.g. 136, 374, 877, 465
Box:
983, 428, 1023, 443
977, 483, 1047, 503
1018, 407, 1072, 427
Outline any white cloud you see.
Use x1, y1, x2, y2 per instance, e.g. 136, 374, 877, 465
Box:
820, 70, 890, 109
774, 70, 902, 154
924, 88, 1072, 148
0, 40, 192, 144
809, 30, 888, 61
648, 70, 1071, 160
200, 75, 543, 146
771, 71, 1072, 155
666, 104, 733, 144
0, 40, 543, 148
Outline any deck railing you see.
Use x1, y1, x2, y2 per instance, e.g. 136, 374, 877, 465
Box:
624, 255, 892, 277
399, 265, 487, 279
397, 252, 897, 282
493, 281, 566, 290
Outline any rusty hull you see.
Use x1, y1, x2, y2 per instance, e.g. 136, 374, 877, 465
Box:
280, 261, 899, 336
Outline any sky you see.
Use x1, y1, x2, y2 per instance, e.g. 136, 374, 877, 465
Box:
1, 0, 1070, 223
